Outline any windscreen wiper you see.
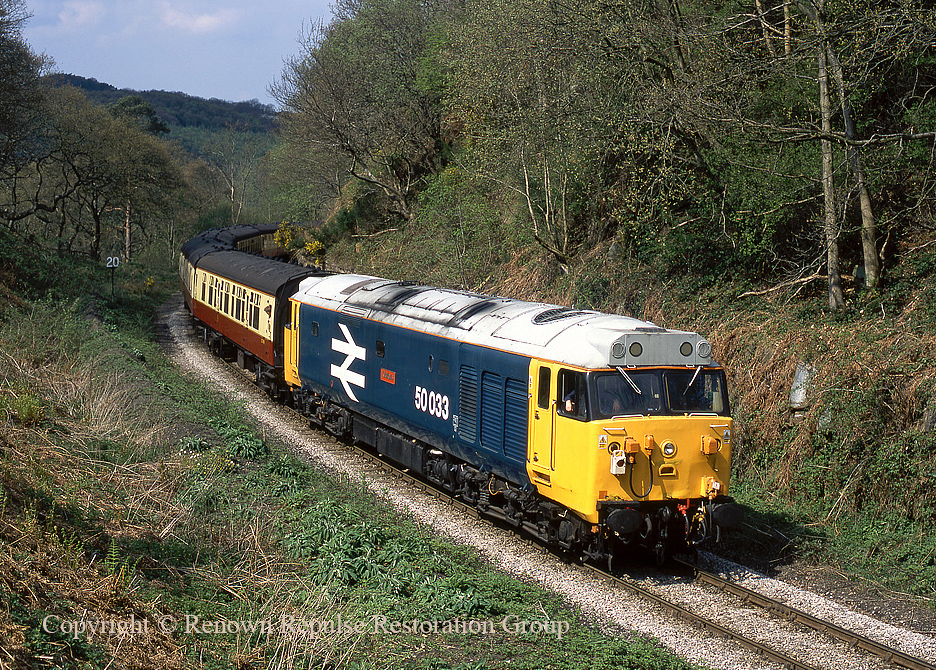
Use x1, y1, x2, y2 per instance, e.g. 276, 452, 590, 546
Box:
685, 366, 702, 393
615, 367, 642, 395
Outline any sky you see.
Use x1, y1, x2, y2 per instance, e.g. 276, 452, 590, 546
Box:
23, 0, 334, 105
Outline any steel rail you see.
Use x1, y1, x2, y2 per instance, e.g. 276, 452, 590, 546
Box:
673, 557, 936, 670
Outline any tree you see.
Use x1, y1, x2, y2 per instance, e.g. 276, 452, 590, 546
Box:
272, 0, 448, 224
448, 0, 729, 270
109, 95, 170, 137
0, 0, 48, 225
203, 124, 267, 227
818, 40, 846, 309
631, 0, 936, 304
27, 86, 181, 260
447, 0, 620, 267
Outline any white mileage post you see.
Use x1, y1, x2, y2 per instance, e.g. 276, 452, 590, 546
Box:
106, 255, 120, 295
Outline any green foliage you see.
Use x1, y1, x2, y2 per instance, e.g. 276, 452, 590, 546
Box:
104, 539, 141, 590
0, 229, 97, 302
178, 435, 211, 453
406, 167, 509, 290
0, 377, 47, 426
108, 95, 170, 136
273, 0, 450, 225
267, 453, 306, 479
282, 499, 498, 616
4, 590, 108, 670
208, 418, 270, 460
330, 196, 377, 238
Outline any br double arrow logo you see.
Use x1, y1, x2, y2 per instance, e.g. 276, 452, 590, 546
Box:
331, 323, 366, 402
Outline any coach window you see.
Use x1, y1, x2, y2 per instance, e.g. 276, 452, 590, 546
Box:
376, 340, 385, 357
557, 369, 587, 420
251, 295, 260, 330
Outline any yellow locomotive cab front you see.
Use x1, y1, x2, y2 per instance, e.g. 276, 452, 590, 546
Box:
527, 359, 739, 555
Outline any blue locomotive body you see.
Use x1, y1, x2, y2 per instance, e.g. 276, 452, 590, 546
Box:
292, 297, 531, 484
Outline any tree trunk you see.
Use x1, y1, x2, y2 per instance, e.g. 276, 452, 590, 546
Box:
755, 0, 777, 57
91, 210, 102, 262
827, 46, 879, 288
124, 197, 132, 261
819, 47, 845, 309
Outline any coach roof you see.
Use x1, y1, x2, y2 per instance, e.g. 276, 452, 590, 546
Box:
192, 249, 322, 297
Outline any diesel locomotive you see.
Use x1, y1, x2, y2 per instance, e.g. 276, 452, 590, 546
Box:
179, 224, 742, 564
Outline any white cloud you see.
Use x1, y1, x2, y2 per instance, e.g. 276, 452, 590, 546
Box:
158, 2, 240, 35
58, 1, 106, 31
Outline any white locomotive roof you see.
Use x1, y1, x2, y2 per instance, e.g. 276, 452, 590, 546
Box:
291, 274, 716, 369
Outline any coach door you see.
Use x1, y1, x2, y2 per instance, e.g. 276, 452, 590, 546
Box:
529, 361, 556, 482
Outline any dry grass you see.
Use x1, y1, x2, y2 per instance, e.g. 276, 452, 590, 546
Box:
0, 424, 187, 669
0, 317, 366, 669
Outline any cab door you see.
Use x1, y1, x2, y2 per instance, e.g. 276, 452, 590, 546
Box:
529, 361, 556, 482
284, 299, 301, 387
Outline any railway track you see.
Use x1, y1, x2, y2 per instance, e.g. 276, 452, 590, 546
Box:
671, 558, 936, 670
161, 296, 936, 670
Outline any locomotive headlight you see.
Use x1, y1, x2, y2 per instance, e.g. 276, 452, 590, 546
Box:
679, 341, 693, 357
697, 340, 712, 359
661, 441, 677, 458
629, 342, 643, 357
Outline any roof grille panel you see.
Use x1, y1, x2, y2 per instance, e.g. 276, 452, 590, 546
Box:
533, 308, 587, 324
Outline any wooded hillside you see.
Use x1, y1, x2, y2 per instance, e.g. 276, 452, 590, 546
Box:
272, 0, 936, 308
2, 0, 936, 602
44, 73, 277, 132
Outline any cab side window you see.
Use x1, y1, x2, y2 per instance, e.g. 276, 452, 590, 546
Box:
537, 367, 551, 410
557, 369, 587, 420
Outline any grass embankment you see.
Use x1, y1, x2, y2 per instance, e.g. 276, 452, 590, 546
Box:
331, 225, 936, 606
0, 260, 701, 667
